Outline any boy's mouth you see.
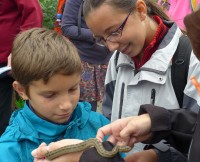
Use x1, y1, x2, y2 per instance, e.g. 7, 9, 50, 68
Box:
57, 113, 71, 118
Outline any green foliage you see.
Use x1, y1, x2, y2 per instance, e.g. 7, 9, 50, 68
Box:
15, 97, 24, 109
39, 0, 58, 29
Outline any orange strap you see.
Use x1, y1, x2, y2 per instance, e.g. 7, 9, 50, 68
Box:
57, 0, 67, 14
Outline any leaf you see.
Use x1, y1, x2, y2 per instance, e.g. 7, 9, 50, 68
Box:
39, 0, 58, 29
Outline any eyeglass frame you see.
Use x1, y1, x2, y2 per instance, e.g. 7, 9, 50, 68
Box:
95, 10, 133, 46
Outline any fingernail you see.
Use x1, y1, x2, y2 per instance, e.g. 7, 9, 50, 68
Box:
31, 149, 36, 156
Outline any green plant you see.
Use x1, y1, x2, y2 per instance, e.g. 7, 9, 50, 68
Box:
39, 0, 58, 29
15, 96, 24, 109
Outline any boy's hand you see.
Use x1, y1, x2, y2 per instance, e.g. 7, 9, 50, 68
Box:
32, 139, 83, 162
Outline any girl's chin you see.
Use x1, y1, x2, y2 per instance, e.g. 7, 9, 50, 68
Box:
124, 51, 134, 57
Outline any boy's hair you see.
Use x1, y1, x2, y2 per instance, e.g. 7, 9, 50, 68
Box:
83, 0, 169, 21
11, 28, 82, 91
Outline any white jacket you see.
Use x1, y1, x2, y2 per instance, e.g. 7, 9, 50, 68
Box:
102, 22, 200, 152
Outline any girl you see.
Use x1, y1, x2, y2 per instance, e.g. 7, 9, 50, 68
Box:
82, 0, 200, 161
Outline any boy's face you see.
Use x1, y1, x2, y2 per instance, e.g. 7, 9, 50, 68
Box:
13, 73, 80, 124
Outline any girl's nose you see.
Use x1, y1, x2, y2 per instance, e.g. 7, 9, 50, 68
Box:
106, 41, 119, 52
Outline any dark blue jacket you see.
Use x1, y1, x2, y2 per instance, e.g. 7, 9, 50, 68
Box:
62, 0, 112, 64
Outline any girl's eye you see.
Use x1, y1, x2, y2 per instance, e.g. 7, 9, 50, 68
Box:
110, 31, 120, 36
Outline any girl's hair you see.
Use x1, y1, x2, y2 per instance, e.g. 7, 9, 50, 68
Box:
83, 0, 169, 21
12, 28, 82, 93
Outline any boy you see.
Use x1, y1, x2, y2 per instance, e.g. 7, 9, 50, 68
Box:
0, 28, 110, 162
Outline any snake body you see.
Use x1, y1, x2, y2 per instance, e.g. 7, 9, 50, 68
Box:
45, 138, 131, 160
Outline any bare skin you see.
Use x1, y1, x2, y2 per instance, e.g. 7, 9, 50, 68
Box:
32, 139, 157, 162
125, 149, 157, 162
96, 114, 152, 147
32, 139, 83, 162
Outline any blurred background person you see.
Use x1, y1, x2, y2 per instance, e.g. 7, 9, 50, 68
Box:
62, 0, 112, 112
158, 0, 200, 32
0, 0, 43, 136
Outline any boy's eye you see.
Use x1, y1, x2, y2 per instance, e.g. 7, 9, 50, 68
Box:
69, 87, 78, 92
44, 93, 55, 98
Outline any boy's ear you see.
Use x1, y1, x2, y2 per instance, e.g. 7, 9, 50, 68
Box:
136, 0, 147, 21
13, 81, 29, 100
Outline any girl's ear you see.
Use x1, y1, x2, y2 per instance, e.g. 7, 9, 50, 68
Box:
13, 81, 29, 100
136, 0, 147, 21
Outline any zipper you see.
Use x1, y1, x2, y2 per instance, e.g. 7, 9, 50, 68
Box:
118, 82, 125, 119
150, 89, 156, 105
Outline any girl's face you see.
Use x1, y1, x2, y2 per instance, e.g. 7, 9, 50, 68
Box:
85, 2, 157, 58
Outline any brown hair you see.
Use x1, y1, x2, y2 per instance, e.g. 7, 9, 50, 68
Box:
83, 0, 169, 20
12, 28, 82, 92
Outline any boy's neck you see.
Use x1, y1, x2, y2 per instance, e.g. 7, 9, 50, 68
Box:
27, 101, 73, 125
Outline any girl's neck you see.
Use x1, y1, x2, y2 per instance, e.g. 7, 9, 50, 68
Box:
132, 16, 168, 69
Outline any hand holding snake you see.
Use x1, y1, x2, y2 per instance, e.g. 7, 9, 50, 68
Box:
32, 138, 131, 161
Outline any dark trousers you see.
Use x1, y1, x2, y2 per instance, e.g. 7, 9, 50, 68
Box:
0, 75, 13, 135
89, 101, 97, 112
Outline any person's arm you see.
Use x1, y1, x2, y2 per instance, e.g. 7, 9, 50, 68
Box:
61, 0, 94, 42
96, 113, 152, 146
139, 104, 197, 154
16, 0, 43, 31
96, 104, 197, 149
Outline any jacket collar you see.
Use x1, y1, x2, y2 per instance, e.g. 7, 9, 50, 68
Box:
2, 101, 91, 141
116, 22, 182, 74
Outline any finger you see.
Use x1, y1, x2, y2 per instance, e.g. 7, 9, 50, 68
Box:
116, 140, 129, 146
128, 137, 137, 146
120, 122, 138, 139
40, 142, 47, 147
96, 125, 112, 141
32, 143, 48, 158
107, 135, 118, 144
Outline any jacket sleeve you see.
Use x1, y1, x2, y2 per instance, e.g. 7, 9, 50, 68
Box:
0, 141, 22, 162
15, 0, 43, 31
61, 0, 94, 42
139, 104, 197, 154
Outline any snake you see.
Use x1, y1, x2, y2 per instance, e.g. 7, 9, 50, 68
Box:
45, 138, 132, 160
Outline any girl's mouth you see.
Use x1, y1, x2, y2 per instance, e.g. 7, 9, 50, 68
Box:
122, 43, 130, 55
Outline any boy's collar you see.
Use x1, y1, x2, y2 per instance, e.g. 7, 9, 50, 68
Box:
26, 101, 73, 125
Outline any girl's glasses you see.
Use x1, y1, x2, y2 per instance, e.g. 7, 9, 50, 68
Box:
95, 10, 132, 46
